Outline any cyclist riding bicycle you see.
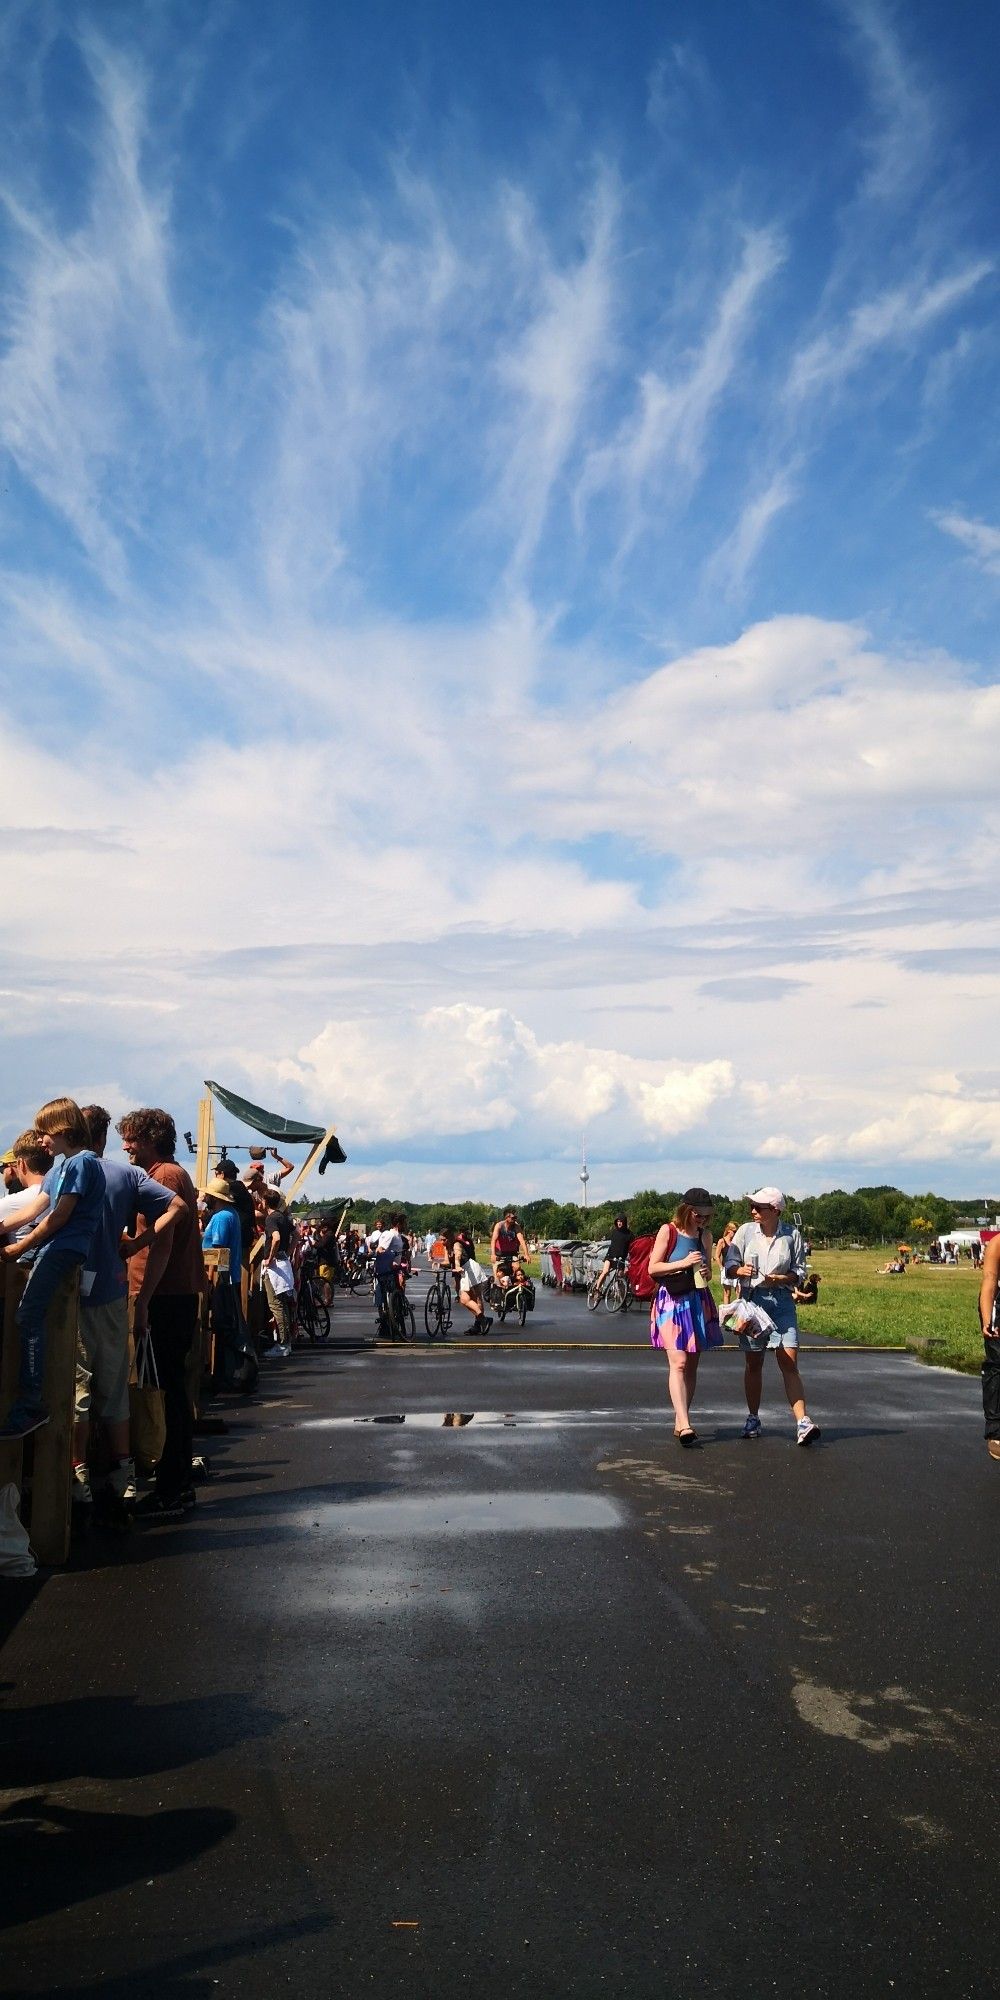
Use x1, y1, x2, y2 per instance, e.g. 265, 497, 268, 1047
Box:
491, 1209, 529, 1294
372, 1213, 405, 1336
592, 1214, 633, 1300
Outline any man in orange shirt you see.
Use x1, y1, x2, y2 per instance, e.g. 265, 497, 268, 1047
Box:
117, 1107, 206, 1520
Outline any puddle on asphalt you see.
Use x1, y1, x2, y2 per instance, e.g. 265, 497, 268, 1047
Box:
299, 1490, 622, 1534
301, 1409, 668, 1430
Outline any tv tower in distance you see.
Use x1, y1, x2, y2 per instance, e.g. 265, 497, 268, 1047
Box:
579, 1134, 590, 1211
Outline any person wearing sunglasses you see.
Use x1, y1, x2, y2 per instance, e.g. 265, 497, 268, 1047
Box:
730, 1188, 820, 1446
649, 1186, 723, 1448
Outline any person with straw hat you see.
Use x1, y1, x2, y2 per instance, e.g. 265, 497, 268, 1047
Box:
202, 1178, 256, 1393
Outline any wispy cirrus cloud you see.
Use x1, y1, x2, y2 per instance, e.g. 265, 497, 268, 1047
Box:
837, 0, 940, 203
495, 171, 617, 585
578, 226, 785, 555
787, 260, 993, 402
0, 30, 191, 592
703, 461, 799, 599
933, 510, 1000, 579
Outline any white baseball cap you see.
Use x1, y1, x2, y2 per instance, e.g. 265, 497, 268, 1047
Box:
750, 1186, 785, 1212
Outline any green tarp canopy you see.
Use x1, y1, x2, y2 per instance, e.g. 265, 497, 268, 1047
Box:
206, 1079, 325, 1145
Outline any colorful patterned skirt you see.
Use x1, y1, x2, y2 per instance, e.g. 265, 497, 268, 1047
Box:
650, 1285, 724, 1355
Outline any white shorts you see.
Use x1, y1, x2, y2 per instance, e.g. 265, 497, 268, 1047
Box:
459, 1259, 487, 1295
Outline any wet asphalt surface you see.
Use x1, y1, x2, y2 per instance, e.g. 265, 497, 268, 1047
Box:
1, 1274, 996, 1998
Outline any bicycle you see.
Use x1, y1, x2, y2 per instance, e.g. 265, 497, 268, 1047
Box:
376, 1270, 415, 1343
297, 1273, 332, 1344
492, 1267, 534, 1329
603, 1267, 633, 1314
423, 1265, 453, 1340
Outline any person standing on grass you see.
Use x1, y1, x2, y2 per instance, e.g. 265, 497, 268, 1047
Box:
0, 1097, 105, 1440
730, 1189, 820, 1447
649, 1188, 723, 1449
977, 1234, 1000, 1462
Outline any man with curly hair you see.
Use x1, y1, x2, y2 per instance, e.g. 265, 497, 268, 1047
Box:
117, 1108, 205, 1521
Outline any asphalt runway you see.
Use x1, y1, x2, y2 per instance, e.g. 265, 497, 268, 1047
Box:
1, 1271, 995, 1998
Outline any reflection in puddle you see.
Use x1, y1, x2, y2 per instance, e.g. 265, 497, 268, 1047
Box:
303, 1409, 668, 1430
300, 1490, 622, 1535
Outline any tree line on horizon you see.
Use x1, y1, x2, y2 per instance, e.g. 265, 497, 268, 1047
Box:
293, 1184, 987, 1247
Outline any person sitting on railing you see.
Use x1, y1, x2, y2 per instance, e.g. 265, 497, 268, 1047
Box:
0, 1097, 106, 1444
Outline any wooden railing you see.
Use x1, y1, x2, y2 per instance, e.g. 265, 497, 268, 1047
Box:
0, 1257, 79, 1566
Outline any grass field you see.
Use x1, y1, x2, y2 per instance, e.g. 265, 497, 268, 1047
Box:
526, 1250, 986, 1372
757, 1250, 983, 1373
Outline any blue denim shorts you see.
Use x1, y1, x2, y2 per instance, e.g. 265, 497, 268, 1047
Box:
738, 1286, 799, 1351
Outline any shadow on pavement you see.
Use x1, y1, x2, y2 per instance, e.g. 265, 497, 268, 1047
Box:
2, 1914, 333, 1998
0, 1691, 281, 1788
0, 1795, 238, 1931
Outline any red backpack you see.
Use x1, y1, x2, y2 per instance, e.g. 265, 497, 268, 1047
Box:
627, 1225, 676, 1301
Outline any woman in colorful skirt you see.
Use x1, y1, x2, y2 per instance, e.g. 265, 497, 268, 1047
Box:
649, 1187, 722, 1449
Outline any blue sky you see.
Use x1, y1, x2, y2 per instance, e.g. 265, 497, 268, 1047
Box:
1, 0, 998, 1201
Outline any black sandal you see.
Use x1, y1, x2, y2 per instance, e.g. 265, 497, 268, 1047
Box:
676, 1429, 701, 1449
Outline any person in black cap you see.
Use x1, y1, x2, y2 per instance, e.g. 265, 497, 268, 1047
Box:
648, 1186, 723, 1448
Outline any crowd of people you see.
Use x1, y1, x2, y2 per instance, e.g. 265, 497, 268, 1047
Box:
3, 1100, 1000, 1541
0, 1097, 346, 1527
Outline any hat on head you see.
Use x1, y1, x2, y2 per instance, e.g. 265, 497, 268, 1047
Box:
203, 1177, 235, 1205
241, 1161, 264, 1182
750, 1186, 785, 1212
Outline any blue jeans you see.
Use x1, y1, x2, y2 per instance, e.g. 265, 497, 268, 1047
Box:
15, 1246, 84, 1407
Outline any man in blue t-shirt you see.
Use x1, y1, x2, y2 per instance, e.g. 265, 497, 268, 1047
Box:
202, 1179, 256, 1390
0, 1097, 106, 1439
74, 1105, 186, 1521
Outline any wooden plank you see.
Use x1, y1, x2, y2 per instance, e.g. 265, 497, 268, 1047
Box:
0, 1260, 25, 1491
26, 1266, 80, 1567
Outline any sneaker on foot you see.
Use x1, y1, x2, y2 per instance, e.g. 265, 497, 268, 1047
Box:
108, 1456, 138, 1504
93, 1484, 133, 1532
72, 1463, 94, 1506
741, 1414, 763, 1440
796, 1417, 821, 1447
134, 1489, 188, 1521
0, 1403, 50, 1440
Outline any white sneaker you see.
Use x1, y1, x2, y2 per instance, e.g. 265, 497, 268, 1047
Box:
796, 1417, 821, 1447
72, 1463, 93, 1506
109, 1456, 137, 1504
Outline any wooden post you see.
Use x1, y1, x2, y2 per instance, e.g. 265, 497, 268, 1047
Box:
0, 1260, 26, 1493
284, 1124, 343, 1204
195, 1092, 215, 1196
0, 1258, 79, 1565
29, 1267, 80, 1565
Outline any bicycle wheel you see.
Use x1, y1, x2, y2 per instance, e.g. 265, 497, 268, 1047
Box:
424, 1286, 444, 1338
316, 1277, 333, 1307
297, 1288, 315, 1338
515, 1288, 527, 1327
402, 1300, 416, 1342
604, 1272, 626, 1314
587, 1280, 603, 1312
311, 1297, 332, 1344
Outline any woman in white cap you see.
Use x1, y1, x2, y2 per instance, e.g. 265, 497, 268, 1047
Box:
730, 1189, 820, 1446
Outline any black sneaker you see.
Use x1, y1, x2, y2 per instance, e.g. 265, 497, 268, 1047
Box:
0, 1404, 50, 1440
134, 1489, 188, 1522
93, 1485, 133, 1532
